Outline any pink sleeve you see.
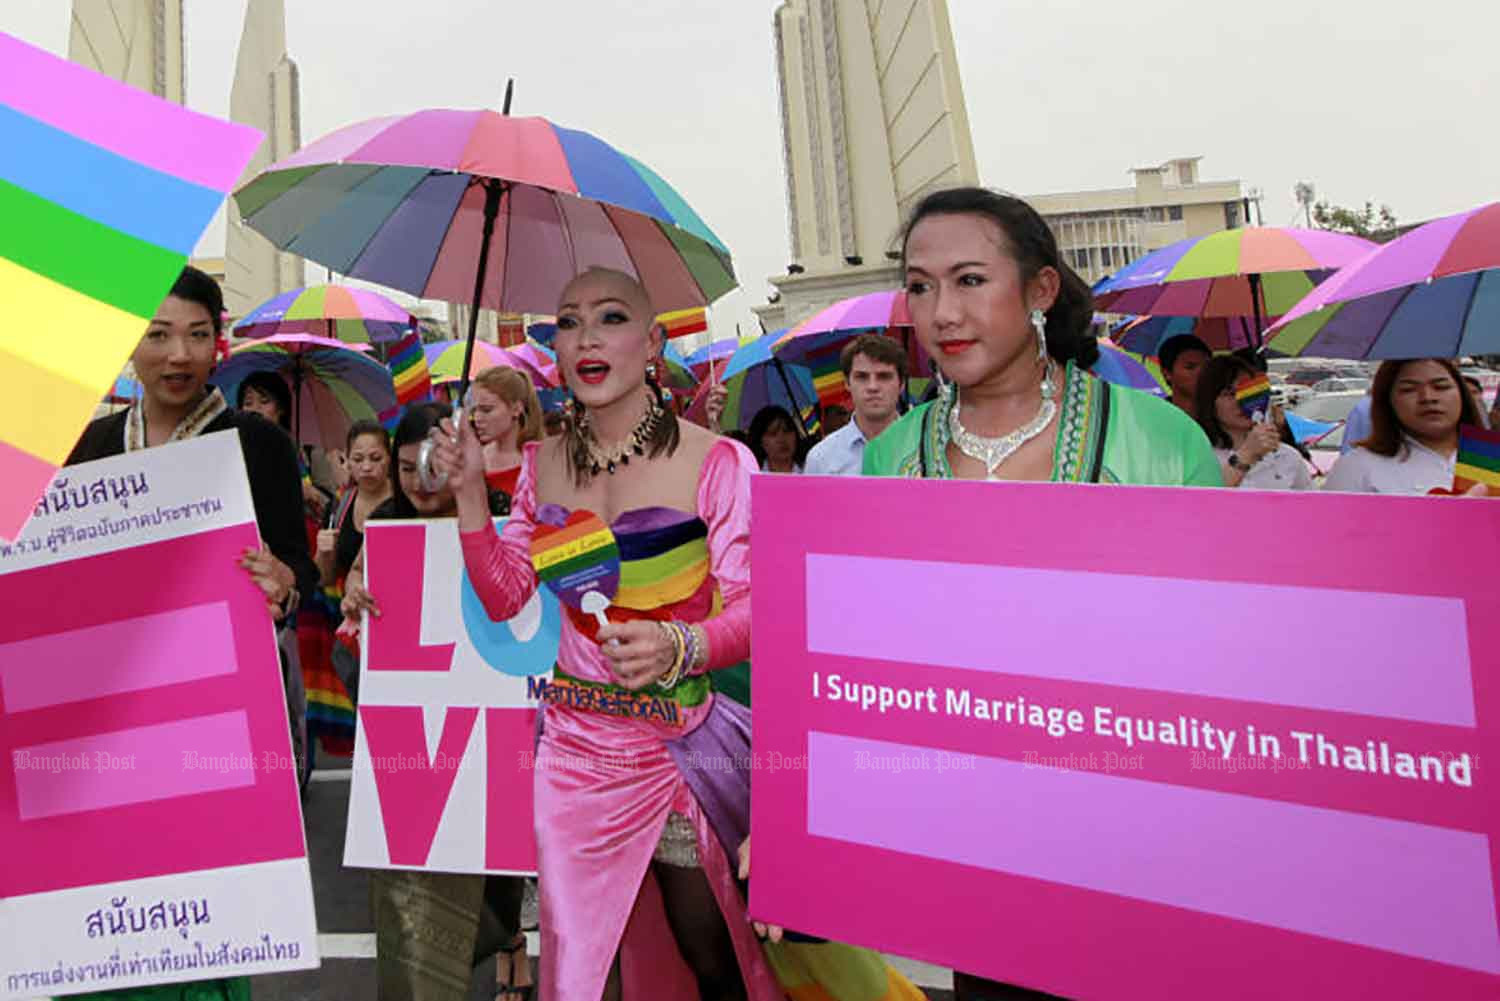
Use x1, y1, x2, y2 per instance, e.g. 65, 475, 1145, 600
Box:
693, 438, 756, 672
458, 443, 541, 622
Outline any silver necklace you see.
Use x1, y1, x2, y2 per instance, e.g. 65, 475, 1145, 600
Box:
947, 364, 1058, 480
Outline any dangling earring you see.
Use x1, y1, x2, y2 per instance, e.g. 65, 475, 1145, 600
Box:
1030, 309, 1048, 362
645, 359, 672, 405
932, 363, 954, 407
1031, 308, 1057, 401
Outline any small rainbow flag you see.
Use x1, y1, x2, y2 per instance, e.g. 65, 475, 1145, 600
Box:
0, 31, 262, 540
808, 347, 849, 410
388, 330, 432, 405
658, 307, 708, 339
1453, 424, 1500, 492
1234, 372, 1272, 418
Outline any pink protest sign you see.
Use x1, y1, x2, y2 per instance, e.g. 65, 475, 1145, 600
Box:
344, 520, 562, 875
0, 434, 317, 998
750, 475, 1500, 1000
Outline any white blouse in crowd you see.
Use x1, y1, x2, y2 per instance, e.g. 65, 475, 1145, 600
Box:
1214, 443, 1313, 490
1320, 436, 1455, 495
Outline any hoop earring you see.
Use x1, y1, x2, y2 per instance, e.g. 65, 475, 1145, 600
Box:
1030, 308, 1048, 362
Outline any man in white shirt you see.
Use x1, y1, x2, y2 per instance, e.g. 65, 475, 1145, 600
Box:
804, 334, 906, 477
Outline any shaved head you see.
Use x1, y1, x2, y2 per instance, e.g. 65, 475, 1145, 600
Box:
558, 267, 654, 318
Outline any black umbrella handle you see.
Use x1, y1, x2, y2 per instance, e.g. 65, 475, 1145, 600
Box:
455, 179, 507, 409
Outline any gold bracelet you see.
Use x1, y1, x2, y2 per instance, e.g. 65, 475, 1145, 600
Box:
657, 621, 685, 689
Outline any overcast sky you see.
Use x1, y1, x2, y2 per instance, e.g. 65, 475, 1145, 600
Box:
9, 1, 1499, 340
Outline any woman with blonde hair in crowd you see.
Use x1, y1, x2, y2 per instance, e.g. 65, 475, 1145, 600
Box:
470, 364, 544, 508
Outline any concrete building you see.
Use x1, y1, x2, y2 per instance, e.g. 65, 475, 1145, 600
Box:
223, 0, 304, 318
1027, 157, 1249, 287
68, 0, 184, 104
756, 0, 979, 332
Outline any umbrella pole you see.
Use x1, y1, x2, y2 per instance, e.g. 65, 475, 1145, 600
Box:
772, 357, 811, 439
456, 180, 507, 408
293, 360, 303, 446
1250, 273, 1266, 350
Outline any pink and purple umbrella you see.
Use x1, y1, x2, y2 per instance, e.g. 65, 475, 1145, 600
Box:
1265, 203, 1500, 358
1094, 228, 1375, 340
684, 337, 740, 379
773, 291, 913, 410
232, 284, 413, 344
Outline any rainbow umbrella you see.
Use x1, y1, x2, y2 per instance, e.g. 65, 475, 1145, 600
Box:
1093, 228, 1376, 342
774, 291, 913, 409
1090, 340, 1166, 396
1113, 315, 1264, 355
233, 284, 413, 344
720, 330, 819, 432
234, 107, 736, 409
0, 31, 260, 540
1265, 203, 1500, 358
424, 339, 560, 390
209, 334, 395, 448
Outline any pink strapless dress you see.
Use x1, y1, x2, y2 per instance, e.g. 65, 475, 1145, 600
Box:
459, 439, 777, 1001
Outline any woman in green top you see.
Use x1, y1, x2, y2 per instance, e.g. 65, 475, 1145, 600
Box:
862, 188, 1219, 1001
863, 187, 1220, 490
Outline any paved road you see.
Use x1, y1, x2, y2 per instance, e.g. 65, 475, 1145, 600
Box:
238, 761, 953, 1000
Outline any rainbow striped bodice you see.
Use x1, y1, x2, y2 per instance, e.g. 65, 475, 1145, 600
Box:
535, 504, 718, 639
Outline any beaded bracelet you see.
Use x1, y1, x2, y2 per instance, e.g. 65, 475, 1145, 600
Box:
688, 622, 708, 673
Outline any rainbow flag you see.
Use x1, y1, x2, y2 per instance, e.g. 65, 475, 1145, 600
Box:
1454, 424, 1500, 492
658, 307, 708, 339
0, 31, 261, 540
389, 330, 432, 404
808, 347, 849, 409
379, 332, 432, 430
1234, 372, 1272, 418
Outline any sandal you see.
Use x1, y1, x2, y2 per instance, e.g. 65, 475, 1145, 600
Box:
494, 934, 535, 1001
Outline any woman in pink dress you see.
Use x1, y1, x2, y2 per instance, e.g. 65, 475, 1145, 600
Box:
433, 267, 766, 1000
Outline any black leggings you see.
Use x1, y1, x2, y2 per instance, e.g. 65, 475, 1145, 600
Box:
600, 861, 746, 1001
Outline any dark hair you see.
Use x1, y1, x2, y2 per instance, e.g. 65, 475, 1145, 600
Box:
345, 419, 390, 455
1192, 355, 1258, 449
236, 371, 292, 430
747, 405, 800, 467
1362, 359, 1476, 457
1159, 335, 1212, 373
840, 333, 907, 380
388, 402, 451, 519
899, 187, 1097, 368
168, 266, 225, 334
